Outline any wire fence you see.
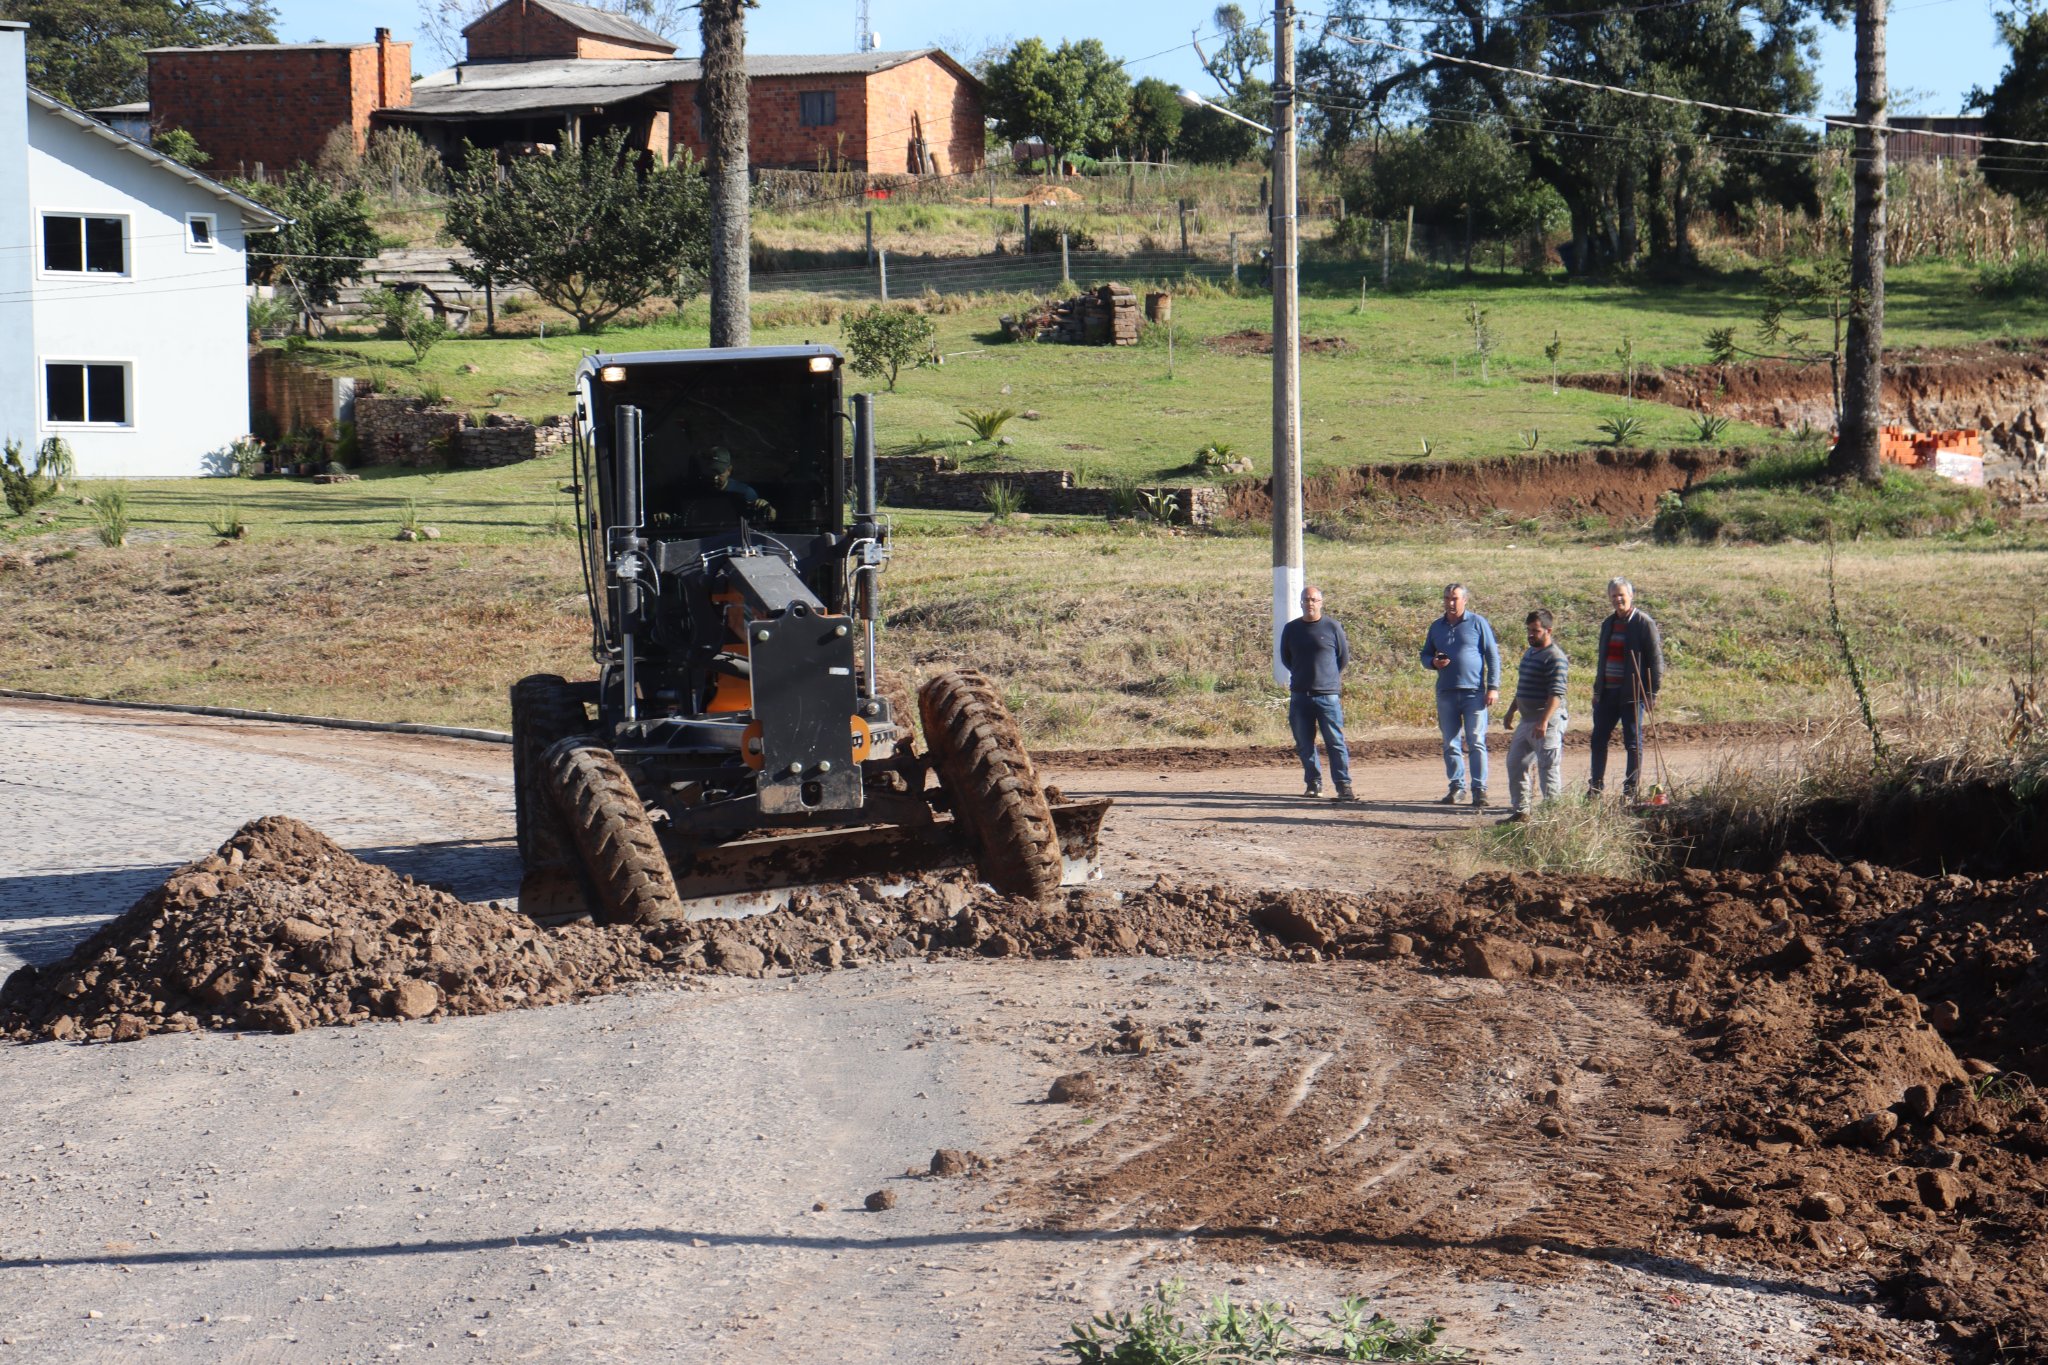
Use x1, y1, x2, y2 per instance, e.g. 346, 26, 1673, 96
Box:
748, 247, 1246, 301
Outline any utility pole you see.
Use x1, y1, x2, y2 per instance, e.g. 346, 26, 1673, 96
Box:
1836, 0, 1887, 483
1269, 0, 1301, 686
701, 0, 751, 347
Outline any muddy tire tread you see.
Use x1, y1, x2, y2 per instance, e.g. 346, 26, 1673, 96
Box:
919, 669, 1061, 899
543, 739, 686, 926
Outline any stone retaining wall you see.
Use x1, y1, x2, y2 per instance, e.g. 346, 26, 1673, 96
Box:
355, 394, 466, 468
875, 455, 1219, 525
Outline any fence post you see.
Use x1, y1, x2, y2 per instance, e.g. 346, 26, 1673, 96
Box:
1229, 231, 1239, 283
1060, 231, 1070, 285
1335, 196, 1345, 223
987, 164, 995, 208
878, 248, 888, 301
1178, 199, 1190, 254
1022, 203, 1033, 254
1405, 205, 1415, 262
864, 209, 874, 265
1382, 222, 1390, 287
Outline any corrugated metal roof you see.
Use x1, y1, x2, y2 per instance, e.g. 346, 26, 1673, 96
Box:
463, 0, 672, 50
396, 79, 671, 118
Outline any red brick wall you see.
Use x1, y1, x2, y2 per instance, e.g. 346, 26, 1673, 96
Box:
465, 2, 669, 61
862, 56, 983, 177
148, 46, 371, 175
665, 60, 981, 172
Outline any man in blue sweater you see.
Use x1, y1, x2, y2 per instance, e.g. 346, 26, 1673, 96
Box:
1279, 585, 1356, 801
1420, 583, 1502, 807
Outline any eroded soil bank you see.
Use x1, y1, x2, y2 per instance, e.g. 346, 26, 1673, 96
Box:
1564, 343, 2048, 468
1225, 445, 1756, 522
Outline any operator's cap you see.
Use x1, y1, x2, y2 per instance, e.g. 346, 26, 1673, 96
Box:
707, 446, 733, 471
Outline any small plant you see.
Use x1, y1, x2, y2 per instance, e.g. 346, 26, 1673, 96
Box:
206, 501, 247, 539
956, 405, 1020, 441
543, 508, 576, 538
1613, 332, 1639, 403
3, 436, 73, 516
397, 495, 425, 539
88, 483, 130, 547
1518, 429, 1541, 452
1691, 412, 1732, 442
1544, 328, 1563, 394
1464, 301, 1493, 382
841, 304, 938, 391
1826, 529, 1890, 767
1193, 441, 1240, 472
1598, 413, 1646, 446
1106, 476, 1142, 519
1417, 437, 1434, 458
1063, 1280, 1462, 1363
1138, 488, 1180, 523
417, 380, 447, 405
982, 479, 1023, 522
402, 308, 450, 364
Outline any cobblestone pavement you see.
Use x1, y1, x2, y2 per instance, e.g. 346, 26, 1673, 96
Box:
0, 699, 517, 977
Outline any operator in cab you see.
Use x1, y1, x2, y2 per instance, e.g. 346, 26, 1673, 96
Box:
694, 446, 776, 522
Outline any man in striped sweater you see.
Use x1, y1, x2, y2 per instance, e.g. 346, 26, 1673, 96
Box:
1499, 609, 1569, 823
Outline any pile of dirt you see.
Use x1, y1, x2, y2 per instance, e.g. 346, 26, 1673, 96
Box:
1208, 329, 1353, 357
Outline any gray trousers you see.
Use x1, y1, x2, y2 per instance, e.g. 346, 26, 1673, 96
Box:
1506, 710, 1567, 814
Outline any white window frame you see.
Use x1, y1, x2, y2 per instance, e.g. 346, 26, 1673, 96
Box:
185, 213, 218, 253
39, 357, 136, 431
36, 209, 132, 281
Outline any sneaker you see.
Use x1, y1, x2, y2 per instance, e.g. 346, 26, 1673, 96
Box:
1436, 786, 1463, 805
1471, 787, 1490, 808
1335, 786, 1359, 802
1303, 783, 1323, 798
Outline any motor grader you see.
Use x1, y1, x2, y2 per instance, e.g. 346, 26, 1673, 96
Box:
512, 345, 1108, 924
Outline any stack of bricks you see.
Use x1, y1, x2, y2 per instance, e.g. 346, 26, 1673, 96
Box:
1877, 424, 1984, 467
999, 284, 1142, 346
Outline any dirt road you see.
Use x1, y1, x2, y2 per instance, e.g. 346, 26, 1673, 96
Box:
0, 701, 1936, 1361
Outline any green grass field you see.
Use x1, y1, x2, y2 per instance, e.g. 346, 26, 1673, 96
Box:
284, 260, 2048, 487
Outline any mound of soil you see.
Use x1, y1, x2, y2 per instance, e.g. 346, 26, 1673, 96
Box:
1209, 329, 1353, 357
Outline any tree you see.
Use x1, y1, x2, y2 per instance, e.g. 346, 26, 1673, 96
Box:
983, 38, 1130, 170
1835, 0, 1886, 483
1122, 77, 1183, 162
1969, 9, 2048, 205
840, 307, 936, 392
1196, 4, 1271, 97
442, 131, 710, 335
152, 128, 209, 167
700, 0, 751, 347
234, 170, 378, 311
18, 0, 275, 110
1704, 257, 1852, 424
415, 0, 691, 64
443, 144, 524, 334
1355, 0, 1839, 273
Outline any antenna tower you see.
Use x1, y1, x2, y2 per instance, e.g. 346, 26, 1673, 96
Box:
856, 0, 873, 51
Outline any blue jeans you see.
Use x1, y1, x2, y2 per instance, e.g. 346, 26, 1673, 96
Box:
1437, 689, 1490, 792
1589, 694, 1644, 793
1289, 692, 1351, 791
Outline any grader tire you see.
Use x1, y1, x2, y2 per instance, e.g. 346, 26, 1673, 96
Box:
877, 669, 920, 757
919, 669, 1061, 900
543, 739, 686, 926
510, 674, 585, 867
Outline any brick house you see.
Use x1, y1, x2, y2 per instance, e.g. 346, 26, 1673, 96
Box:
384, 0, 983, 174
145, 29, 412, 179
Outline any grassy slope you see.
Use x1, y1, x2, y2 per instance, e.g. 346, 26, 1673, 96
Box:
4, 523, 2040, 746
284, 261, 2048, 486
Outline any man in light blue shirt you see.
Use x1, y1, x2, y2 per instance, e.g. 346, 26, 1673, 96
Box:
1420, 583, 1501, 807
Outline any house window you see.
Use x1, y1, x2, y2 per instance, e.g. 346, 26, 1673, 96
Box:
799, 91, 837, 127
45, 362, 131, 426
41, 214, 127, 274
186, 214, 216, 251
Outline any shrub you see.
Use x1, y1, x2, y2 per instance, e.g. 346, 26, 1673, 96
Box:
1458, 794, 1659, 879
1598, 413, 1646, 445
207, 501, 247, 539
247, 292, 297, 337
982, 480, 1023, 521
841, 305, 937, 391
2, 437, 72, 516
957, 406, 1020, 441
1973, 254, 2048, 300
88, 484, 130, 547
1655, 448, 1991, 543
1106, 476, 1142, 519
202, 436, 268, 478
1691, 412, 1732, 442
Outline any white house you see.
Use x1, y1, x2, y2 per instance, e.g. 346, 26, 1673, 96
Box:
0, 20, 286, 477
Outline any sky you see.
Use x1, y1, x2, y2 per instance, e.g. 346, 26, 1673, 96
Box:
277, 0, 2008, 119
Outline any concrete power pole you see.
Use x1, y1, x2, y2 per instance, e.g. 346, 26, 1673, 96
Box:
1269, 1, 1302, 686
1836, 0, 1887, 483
702, 0, 751, 348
